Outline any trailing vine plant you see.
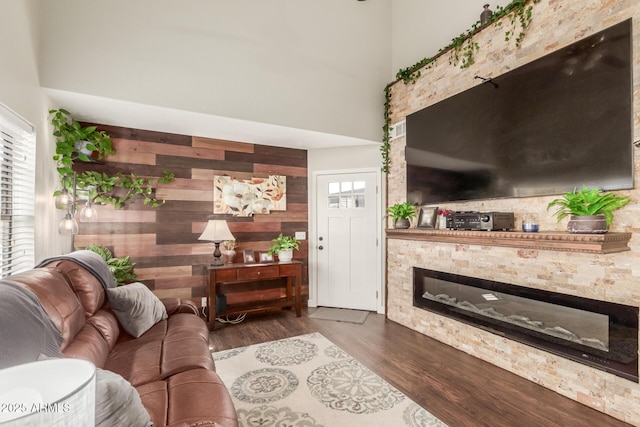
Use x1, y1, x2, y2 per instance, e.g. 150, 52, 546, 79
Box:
382, 0, 541, 172
50, 109, 175, 208
381, 85, 392, 174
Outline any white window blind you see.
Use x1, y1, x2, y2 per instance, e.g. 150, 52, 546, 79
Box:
0, 103, 35, 277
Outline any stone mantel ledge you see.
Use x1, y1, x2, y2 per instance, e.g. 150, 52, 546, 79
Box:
386, 229, 632, 254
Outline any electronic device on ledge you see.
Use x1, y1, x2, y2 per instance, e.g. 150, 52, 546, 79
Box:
445, 211, 514, 231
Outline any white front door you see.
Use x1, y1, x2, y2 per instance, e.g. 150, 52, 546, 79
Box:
316, 172, 379, 310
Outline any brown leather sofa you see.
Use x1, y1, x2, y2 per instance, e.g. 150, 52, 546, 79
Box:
1, 256, 238, 427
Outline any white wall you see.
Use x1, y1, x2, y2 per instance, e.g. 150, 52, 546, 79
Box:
0, 0, 71, 261
36, 0, 392, 143
391, 1, 509, 78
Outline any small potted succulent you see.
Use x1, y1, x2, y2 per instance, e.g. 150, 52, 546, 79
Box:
386, 202, 417, 229
547, 186, 631, 233
268, 233, 299, 262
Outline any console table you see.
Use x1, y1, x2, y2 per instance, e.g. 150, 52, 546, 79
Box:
206, 261, 302, 330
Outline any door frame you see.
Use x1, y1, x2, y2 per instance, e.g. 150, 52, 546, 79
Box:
309, 167, 385, 314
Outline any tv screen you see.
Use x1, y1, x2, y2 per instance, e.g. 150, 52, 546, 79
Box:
406, 19, 633, 205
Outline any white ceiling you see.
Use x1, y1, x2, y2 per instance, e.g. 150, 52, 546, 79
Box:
44, 88, 378, 150
37, 0, 501, 150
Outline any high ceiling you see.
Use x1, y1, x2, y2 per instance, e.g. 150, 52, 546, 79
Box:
36, 0, 498, 149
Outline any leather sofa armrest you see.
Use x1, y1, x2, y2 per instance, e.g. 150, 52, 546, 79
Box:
161, 298, 199, 316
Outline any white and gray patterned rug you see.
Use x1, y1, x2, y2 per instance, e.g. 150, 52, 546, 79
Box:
212, 332, 447, 426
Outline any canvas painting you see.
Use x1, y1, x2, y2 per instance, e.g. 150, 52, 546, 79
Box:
213, 175, 286, 217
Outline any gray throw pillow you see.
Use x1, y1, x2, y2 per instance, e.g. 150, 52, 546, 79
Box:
106, 282, 168, 338
95, 368, 153, 427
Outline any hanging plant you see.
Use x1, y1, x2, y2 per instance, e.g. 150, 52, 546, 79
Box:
50, 109, 175, 208
76, 170, 175, 209
383, 0, 541, 172
50, 108, 116, 176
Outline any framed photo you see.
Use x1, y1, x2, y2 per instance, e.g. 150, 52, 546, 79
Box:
417, 206, 438, 229
243, 249, 255, 264
260, 252, 274, 263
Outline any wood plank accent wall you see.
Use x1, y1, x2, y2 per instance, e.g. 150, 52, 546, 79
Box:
73, 124, 308, 309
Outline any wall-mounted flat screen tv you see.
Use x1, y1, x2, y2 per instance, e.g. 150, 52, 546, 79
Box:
406, 19, 633, 205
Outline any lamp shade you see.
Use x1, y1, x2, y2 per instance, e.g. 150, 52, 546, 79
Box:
198, 220, 234, 242
0, 359, 95, 426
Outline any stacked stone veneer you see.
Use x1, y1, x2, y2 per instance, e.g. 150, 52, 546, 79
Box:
386, 1, 640, 424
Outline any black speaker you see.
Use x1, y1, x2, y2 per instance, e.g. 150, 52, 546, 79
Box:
215, 294, 226, 313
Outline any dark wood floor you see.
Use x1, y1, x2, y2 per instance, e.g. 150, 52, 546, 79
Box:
208, 308, 631, 427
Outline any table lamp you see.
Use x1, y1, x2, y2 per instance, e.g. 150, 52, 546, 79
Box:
0, 358, 95, 426
198, 220, 235, 266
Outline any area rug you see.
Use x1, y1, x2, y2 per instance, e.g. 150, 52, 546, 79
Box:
212, 332, 447, 426
308, 307, 369, 324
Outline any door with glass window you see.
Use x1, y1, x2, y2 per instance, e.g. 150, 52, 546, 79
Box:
316, 172, 378, 310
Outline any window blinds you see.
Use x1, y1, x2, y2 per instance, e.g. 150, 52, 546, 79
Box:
0, 103, 35, 277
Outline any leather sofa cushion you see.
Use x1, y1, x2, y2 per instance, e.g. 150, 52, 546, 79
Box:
87, 308, 121, 349
105, 313, 215, 387
62, 322, 111, 368
162, 314, 215, 377
40, 259, 106, 317
11, 268, 86, 351
136, 369, 238, 427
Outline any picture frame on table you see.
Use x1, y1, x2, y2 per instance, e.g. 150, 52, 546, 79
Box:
259, 252, 274, 263
417, 206, 439, 229
243, 249, 255, 264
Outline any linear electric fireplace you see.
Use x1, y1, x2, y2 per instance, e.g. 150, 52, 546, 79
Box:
413, 268, 639, 382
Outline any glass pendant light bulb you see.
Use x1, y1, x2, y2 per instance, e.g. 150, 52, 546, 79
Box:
55, 189, 73, 210
79, 200, 97, 222
58, 212, 79, 235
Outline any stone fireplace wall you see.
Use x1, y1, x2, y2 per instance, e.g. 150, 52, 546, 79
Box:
386, 1, 640, 424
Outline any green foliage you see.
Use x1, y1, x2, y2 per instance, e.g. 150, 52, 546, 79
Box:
50, 109, 175, 209
75, 170, 175, 209
387, 1, 541, 171
547, 187, 631, 227
85, 244, 138, 285
50, 108, 116, 176
386, 202, 417, 222
268, 233, 299, 255
381, 85, 393, 173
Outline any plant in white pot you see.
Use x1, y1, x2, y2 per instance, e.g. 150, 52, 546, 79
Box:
547, 186, 631, 233
50, 108, 116, 176
268, 233, 299, 262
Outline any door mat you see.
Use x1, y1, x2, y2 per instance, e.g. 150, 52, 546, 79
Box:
308, 307, 369, 324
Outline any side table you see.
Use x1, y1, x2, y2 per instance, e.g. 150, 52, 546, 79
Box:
206, 261, 302, 330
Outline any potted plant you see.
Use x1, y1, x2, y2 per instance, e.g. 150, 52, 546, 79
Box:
387, 202, 417, 229
50, 109, 116, 177
547, 186, 631, 234
268, 233, 299, 262
85, 244, 138, 285
50, 109, 175, 209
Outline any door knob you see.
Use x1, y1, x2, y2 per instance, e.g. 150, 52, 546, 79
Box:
318, 245, 324, 250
